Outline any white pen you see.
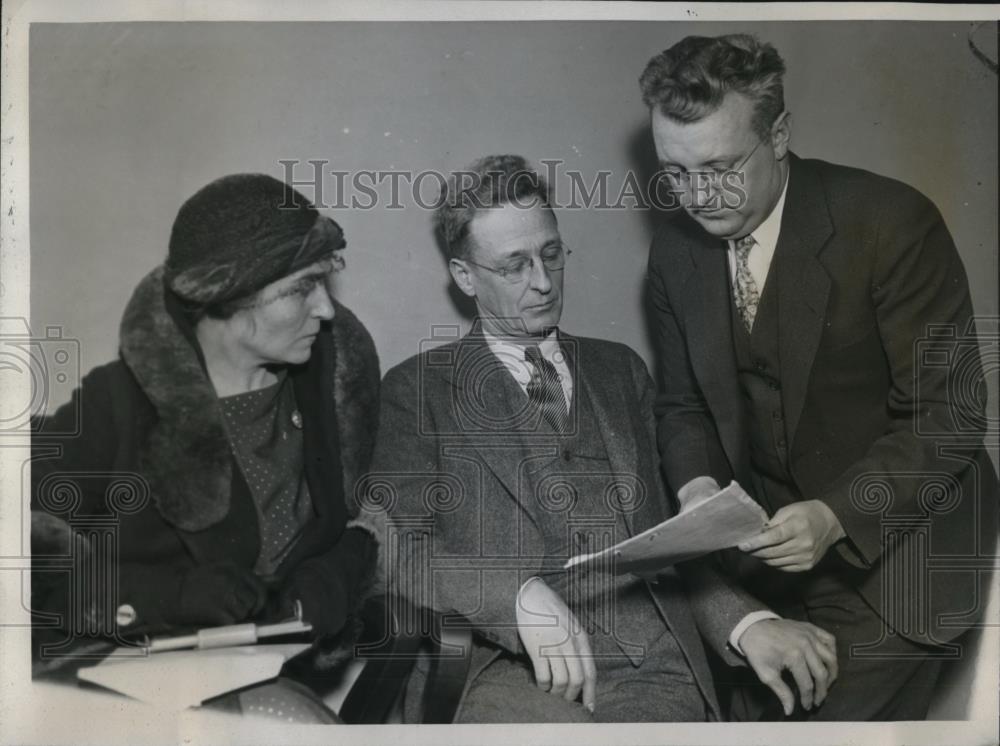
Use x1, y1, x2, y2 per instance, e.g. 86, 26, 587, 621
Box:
145, 601, 312, 653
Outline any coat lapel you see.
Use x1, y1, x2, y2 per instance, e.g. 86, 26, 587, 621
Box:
678, 154, 835, 470
681, 237, 748, 479
774, 155, 833, 446
449, 332, 546, 535
277, 340, 348, 572
562, 334, 640, 537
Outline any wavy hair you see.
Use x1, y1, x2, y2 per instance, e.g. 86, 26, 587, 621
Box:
435, 154, 554, 261
639, 34, 786, 138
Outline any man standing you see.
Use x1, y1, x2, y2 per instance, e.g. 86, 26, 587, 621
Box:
640, 34, 997, 720
364, 154, 836, 723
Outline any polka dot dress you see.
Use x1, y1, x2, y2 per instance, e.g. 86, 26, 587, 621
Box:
235, 679, 340, 723
219, 375, 314, 576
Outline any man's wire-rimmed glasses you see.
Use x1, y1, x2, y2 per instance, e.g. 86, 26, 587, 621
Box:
464, 242, 573, 284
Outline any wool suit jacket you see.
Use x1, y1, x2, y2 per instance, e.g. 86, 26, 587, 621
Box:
647, 153, 998, 647
365, 327, 773, 719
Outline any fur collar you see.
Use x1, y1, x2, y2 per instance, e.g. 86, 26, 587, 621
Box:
119, 266, 380, 532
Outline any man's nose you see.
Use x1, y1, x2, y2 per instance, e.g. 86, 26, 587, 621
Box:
528, 257, 553, 293
688, 172, 724, 209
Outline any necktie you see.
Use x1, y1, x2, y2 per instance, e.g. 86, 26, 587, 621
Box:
525, 344, 567, 431
733, 234, 760, 332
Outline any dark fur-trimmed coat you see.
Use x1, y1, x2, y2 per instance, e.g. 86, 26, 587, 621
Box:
31, 267, 380, 667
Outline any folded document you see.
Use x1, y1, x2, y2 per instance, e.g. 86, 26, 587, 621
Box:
564, 481, 768, 574
77, 643, 312, 710
76, 615, 312, 709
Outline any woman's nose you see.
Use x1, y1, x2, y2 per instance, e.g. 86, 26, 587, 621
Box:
309, 285, 336, 320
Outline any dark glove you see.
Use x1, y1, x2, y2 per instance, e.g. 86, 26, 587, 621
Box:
275, 527, 378, 637
173, 561, 268, 627
278, 564, 349, 637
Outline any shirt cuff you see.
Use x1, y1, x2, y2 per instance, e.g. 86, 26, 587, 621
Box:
677, 476, 722, 509
728, 610, 782, 656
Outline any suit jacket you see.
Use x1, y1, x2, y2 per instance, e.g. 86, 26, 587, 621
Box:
364, 326, 772, 720
647, 153, 998, 646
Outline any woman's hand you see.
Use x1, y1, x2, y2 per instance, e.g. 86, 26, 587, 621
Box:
274, 526, 379, 637
278, 565, 349, 636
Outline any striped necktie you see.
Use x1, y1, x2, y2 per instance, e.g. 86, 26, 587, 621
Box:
733, 234, 760, 332
525, 344, 567, 431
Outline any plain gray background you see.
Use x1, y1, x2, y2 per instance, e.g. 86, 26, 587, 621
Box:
29, 21, 998, 416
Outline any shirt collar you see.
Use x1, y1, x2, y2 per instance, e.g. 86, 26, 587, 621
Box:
483, 328, 560, 363
745, 171, 789, 254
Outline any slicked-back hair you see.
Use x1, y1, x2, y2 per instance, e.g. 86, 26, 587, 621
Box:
436, 154, 555, 261
639, 34, 786, 139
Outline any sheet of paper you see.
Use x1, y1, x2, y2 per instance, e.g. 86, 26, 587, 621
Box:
77, 643, 311, 710
564, 481, 768, 574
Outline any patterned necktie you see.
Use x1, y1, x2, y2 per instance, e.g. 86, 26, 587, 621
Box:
525, 344, 567, 431
733, 234, 760, 332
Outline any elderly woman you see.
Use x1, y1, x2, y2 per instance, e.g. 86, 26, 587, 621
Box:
31, 174, 380, 678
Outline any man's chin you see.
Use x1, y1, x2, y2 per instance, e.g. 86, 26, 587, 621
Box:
688, 209, 743, 237
523, 307, 562, 336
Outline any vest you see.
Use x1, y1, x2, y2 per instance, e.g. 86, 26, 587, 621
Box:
523, 375, 672, 667
729, 258, 804, 516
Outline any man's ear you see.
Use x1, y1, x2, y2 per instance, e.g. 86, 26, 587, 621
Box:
449, 258, 476, 298
771, 110, 791, 160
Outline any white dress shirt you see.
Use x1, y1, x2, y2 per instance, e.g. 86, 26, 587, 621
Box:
483, 329, 573, 410
726, 172, 790, 294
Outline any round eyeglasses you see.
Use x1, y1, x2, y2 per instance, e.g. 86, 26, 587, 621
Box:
660, 136, 767, 189
465, 243, 572, 284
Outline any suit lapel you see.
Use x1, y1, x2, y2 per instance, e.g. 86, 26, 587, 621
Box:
449, 332, 546, 534
561, 334, 640, 537
774, 155, 833, 446
682, 237, 748, 478
678, 155, 835, 469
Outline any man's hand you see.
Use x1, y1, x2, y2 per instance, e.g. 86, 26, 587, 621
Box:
516, 577, 597, 713
738, 500, 845, 572
738, 618, 838, 715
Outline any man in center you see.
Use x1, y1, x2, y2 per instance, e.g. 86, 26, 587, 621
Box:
366, 155, 836, 722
